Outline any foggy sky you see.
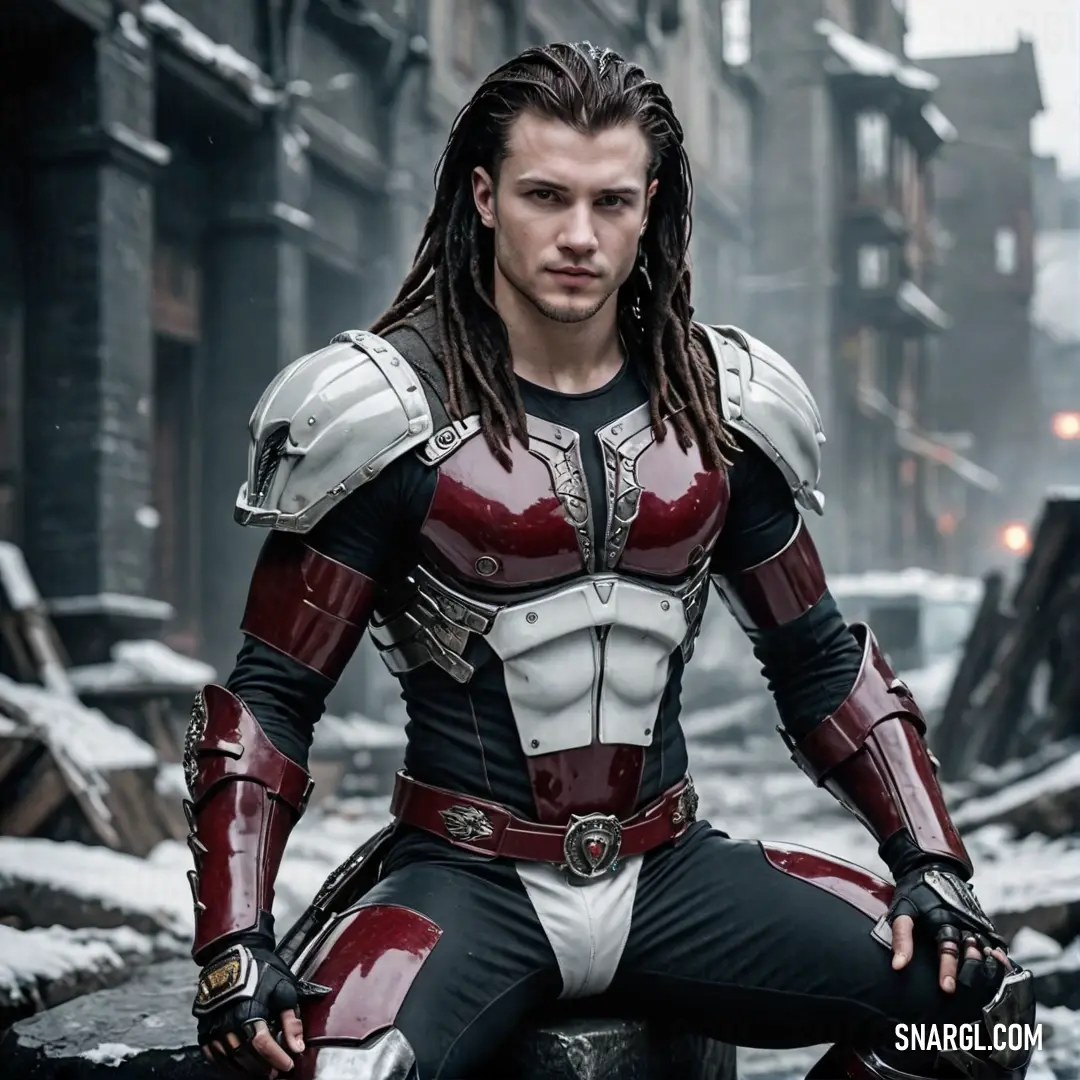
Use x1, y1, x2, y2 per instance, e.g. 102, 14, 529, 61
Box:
905, 0, 1080, 176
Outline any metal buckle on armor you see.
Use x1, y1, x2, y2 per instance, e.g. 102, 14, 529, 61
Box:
562, 813, 623, 884
192, 944, 259, 1017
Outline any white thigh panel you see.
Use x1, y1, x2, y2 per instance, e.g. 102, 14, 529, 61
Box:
485, 578, 689, 756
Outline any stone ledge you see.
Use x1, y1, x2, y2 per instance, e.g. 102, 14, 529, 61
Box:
0, 960, 738, 1079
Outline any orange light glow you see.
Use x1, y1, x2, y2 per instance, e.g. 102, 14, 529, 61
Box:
1052, 411, 1080, 440
937, 511, 958, 535
1000, 523, 1031, 554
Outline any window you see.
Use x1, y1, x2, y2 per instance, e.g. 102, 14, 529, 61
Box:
721, 0, 751, 66
858, 244, 890, 289
855, 111, 890, 191
995, 227, 1018, 274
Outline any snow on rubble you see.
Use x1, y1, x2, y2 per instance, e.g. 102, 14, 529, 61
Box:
67, 639, 216, 695
0, 673, 157, 774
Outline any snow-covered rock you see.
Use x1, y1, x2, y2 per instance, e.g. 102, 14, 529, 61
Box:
0, 838, 194, 939
0, 924, 182, 1028
0, 960, 736, 1080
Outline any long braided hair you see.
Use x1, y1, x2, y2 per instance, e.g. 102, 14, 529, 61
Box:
371, 41, 736, 470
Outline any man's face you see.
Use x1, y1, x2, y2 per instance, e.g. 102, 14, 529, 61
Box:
472, 112, 657, 325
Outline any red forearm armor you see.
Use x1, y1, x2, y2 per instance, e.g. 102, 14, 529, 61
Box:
782, 624, 972, 875
184, 535, 379, 962
184, 684, 314, 962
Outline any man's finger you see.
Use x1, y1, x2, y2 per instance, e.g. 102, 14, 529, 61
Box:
248, 1020, 295, 1073
280, 1007, 305, 1055
938, 947, 959, 992
892, 915, 915, 969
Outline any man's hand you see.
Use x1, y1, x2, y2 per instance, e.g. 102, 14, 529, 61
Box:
887, 865, 1011, 994
193, 942, 324, 1076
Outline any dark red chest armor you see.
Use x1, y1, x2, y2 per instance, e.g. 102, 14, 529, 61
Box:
418, 403, 730, 590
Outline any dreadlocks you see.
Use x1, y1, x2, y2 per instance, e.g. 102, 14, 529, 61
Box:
371, 41, 737, 470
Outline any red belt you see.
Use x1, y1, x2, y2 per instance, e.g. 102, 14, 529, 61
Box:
390, 771, 700, 882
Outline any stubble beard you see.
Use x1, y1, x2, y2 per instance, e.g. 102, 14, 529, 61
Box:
495, 243, 620, 325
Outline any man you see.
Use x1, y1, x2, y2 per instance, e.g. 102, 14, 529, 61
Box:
184, 42, 1034, 1080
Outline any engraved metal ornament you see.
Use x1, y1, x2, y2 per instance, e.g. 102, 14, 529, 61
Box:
183, 691, 209, 797
439, 804, 495, 843
922, 869, 997, 934
671, 779, 699, 828
563, 813, 623, 881
192, 944, 258, 1017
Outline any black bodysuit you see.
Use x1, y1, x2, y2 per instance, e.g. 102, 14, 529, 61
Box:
227, 336, 862, 815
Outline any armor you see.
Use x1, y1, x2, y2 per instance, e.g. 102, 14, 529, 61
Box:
782, 623, 971, 873
183, 684, 314, 961
235, 330, 435, 533
697, 323, 826, 514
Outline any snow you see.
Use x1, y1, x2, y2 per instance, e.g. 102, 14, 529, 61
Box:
953, 750, 1080, 830
45, 593, 175, 621
897, 279, 952, 330
0, 541, 39, 610
118, 12, 149, 50
106, 123, 171, 167
155, 763, 187, 799
139, 2, 280, 108
81, 1043, 143, 1066
0, 673, 158, 772
829, 567, 983, 604
0, 924, 157, 1005
921, 102, 958, 144
0, 838, 194, 938
814, 19, 939, 91
68, 639, 216, 695
1010, 927, 1064, 965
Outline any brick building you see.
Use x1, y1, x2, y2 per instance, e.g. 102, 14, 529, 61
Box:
917, 44, 1045, 572
1, 1, 738, 711
748, 0, 990, 574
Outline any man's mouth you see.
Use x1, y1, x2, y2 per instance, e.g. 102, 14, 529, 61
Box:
547, 267, 598, 279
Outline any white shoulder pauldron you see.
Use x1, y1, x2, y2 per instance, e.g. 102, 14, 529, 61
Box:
696, 323, 826, 514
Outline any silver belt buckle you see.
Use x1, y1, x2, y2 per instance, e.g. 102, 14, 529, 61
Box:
562, 812, 623, 885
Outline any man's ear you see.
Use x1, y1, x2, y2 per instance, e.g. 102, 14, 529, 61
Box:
473, 166, 497, 229
641, 177, 659, 237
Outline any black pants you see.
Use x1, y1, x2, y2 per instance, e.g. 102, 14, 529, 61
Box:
313, 823, 996, 1078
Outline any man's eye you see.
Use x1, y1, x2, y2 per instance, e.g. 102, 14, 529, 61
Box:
598, 195, 627, 208
530, 189, 556, 202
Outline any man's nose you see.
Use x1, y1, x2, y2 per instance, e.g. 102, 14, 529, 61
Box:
557, 204, 599, 254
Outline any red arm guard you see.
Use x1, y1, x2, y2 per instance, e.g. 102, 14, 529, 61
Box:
184, 684, 314, 962
715, 518, 970, 876
185, 534, 379, 962
781, 624, 972, 876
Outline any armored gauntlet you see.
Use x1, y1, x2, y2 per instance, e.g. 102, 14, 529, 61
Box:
778, 623, 972, 876
183, 683, 314, 964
